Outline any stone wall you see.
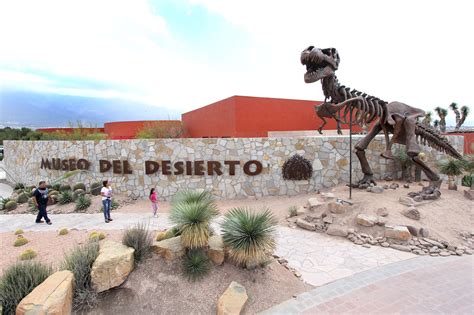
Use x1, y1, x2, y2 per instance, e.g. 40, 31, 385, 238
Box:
3, 135, 463, 200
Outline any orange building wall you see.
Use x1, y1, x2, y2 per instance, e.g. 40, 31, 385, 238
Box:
447, 132, 474, 154
104, 120, 181, 140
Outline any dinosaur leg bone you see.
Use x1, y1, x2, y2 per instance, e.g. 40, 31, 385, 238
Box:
352, 122, 382, 188
407, 154, 442, 200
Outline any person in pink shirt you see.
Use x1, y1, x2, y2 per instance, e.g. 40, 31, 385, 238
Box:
149, 188, 158, 217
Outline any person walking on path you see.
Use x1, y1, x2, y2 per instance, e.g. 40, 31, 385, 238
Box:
149, 188, 158, 217
33, 181, 52, 225
101, 180, 113, 223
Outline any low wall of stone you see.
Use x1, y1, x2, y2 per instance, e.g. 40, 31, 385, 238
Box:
3, 135, 463, 200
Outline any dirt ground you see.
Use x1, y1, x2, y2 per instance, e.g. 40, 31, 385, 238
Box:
89, 255, 312, 315
0, 230, 123, 274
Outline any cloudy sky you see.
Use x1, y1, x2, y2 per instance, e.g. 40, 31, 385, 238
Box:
0, 0, 472, 125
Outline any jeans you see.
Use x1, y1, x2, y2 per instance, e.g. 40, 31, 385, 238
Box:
36, 204, 50, 223
102, 199, 111, 220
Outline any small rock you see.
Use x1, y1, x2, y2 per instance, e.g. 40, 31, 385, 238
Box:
423, 238, 445, 248
390, 244, 412, 252
326, 224, 349, 237
376, 217, 387, 226
429, 246, 440, 254
323, 215, 334, 224
383, 175, 393, 181
402, 207, 420, 220
413, 195, 423, 202
370, 186, 384, 194
464, 249, 473, 255
356, 214, 378, 227
430, 253, 439, 257
294, 271, 302, 278
403, 184, 410, 189
399, 196, 415, 206
376, 207, 389, 217
369, 240, 378, 245
406, 225, 418, 237
217, 281, 248, 315
385, 226, 412, 241
362, 244, 371, 248
455, 250, 464, 256
354, 239, 365, 245
381, 242, 390, 247
419, 228, 429, 238
383, 185, 389, 189
296, 218, 316, 231
439, 251, 451, 257
347, 228, 356, 234
389, 183, 399, 190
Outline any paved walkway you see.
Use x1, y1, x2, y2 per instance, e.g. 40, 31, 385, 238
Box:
0, 213, 415, 288
262, 255, 473, 314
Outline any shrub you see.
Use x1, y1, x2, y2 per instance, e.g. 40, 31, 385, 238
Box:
19, 249, 37, 261
52, 183, 61, 191
0, 261, 52, 315
90, 182, 102, 196
61, 241, 99, 312
5, 200, 18, 211
75, 194, 91, 211
122, 222, 153, 264
100, 199, 119, 212
59, 184, 72, 192
73, 183, 86, 191
58, 228, 69, 236
17, 192, 29, 204
14, 183, 25, 190
14, 229, 24, 235
221, 207, 277, 268
437, 159, 464, 190
462, 174, 473, 187
48, 190, 60, 196
58, 190, 74, 204
89, 231, 105, 241
182, 249, 211, 281
14, 236, 29, 247
288, 205, 298, 217
170, 191, 218, 249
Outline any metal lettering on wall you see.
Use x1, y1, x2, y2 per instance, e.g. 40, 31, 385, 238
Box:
40, 158, 263, 176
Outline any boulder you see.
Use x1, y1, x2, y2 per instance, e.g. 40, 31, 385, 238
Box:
307, 198, 324, 210
370, 186, 384, 193
296, 206, 306, 216
91, 241, 135, 293
320, 192, 336, 200
327, 201, 348, 214
356, 214, 377, 227
464, 190, 474, 200
402, 207, 420, 220
296, 218, 315, 231
376, 207, 388, 217
16, 270, 74, 315
384, 226, 411, 241
208, 235, 224, 265
399, 196, 415, 206
389, 183, 399, 190
406, 225, 418, 237
217, 281, 248, 315
151, 236, 185, 261
326, 224, 348, 237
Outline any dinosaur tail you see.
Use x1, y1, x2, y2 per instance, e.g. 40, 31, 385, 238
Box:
415, 123, 463, 160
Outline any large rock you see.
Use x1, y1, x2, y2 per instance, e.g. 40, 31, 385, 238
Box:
385, 226, 411, 241
399, 196, 415, 206
307, 198, 324, 210
208, 235, 224, 265
151, 235, 185, 261
217, 281, 248, 315
402, 207, 420, 220
16, 270, 74, 315
326, 224, 348, 237
91, 241, 135, 293
327, 201, 348, 214
356, 214, 377, 227
296, 218, 315, 231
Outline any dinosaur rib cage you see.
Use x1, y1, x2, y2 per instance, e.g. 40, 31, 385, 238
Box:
336, 85, 388, 125
415, 123, 463, 160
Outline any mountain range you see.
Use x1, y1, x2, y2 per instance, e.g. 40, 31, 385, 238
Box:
0, 90, 181, 128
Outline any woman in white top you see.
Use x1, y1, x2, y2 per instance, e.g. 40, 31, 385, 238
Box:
101, 180, 113, 223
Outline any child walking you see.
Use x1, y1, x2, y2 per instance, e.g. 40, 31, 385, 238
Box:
149, 188, 158, 217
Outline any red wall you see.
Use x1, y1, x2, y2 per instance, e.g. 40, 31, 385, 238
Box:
446, 132, 474, 154
182, 95, 356, 138
104, 120, 181, 140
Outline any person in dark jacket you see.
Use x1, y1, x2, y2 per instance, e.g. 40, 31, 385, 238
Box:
32, 180, 52, 225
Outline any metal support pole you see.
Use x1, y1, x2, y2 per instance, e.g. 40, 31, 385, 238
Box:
349, 106, 353, 200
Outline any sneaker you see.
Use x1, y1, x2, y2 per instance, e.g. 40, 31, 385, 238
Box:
46, 221, 52, 225
108, 218, 113, 221
105, 219, 109, 223
35, 220, 45, 224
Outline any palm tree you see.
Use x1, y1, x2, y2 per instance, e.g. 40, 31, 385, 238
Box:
422, 111, 432, 126
434, 107, 448, 132
455, 106, 470, 131
437, 159, 464, 190
449, 103, 460, 127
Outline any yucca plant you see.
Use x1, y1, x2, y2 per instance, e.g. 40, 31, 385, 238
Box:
182, 249, 211, 281
437, 159, 464, 190
75, 194, 92, 211
170, 199, 219, 249
58, 190, 74, 204
171, 190, 215, 206
221, 207, 277, 268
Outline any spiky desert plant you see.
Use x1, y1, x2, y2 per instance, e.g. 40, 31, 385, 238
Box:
14, 229, 24, 235
456, 106, 470, 131
171, 190, 215, 206
450, 102, 460, 126
221, 207, 277, 268
422, 111, 432, 126
437, 159, 464, 190
19, 249, 37, 261
14, 236, 29, 247
182, 249, 211, 281
288, 205, 298, 218
14, 183, 25, 190
58, 190, 74, 204
170, 199, 219, 249
0, 261, 52, 315
461, 155, 474, 190
75, 194, 92, 211
122, 222, 153, 264
58, 228, 69, 236
73, 189, 85, 200
434, 107, 448, 132
48, 190, 59, 196
61, 241, 99, 311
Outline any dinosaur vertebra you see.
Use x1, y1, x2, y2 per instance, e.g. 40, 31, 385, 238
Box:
301, 46, 463, 200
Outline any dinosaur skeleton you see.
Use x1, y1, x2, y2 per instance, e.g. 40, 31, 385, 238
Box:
301, 46, 463, 200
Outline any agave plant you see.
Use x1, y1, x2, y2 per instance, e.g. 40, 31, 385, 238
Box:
171, 190, 215, 206
182, 249, 211, 281
75, 194, 92, 211
461, 155, 474, 190
169, 198, 219, 249
437, 159, 464, 190
58, 190, 74, 204
221, 207, 277, 268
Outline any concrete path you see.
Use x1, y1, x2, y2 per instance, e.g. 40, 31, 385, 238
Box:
0, 213, 415, 288
262, 255, 473, 314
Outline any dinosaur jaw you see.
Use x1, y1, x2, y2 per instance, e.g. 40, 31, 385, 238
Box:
301, 46, 339, 83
